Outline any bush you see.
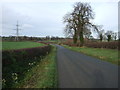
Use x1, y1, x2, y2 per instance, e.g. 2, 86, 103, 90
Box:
61, 39, 119, 50
84, 41, 118, 49
2, 45, 51, 88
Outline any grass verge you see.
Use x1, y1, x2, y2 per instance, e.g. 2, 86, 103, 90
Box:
16, 45, 57, 88
2, 41, 45, 50
63, 45, 119, 65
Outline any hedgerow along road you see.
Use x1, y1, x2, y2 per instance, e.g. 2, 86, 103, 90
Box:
56, 45, 118, 88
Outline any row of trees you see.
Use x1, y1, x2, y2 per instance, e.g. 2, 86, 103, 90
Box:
1, 36, 64, 41
98, 30, 118, 42
63, 2, 118, 46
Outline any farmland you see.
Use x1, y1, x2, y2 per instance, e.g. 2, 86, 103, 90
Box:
2, 41, 45, 50
2, 41, 57, 88
1, 1, 119, 88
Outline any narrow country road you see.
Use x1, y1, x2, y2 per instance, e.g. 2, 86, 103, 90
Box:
56, 45, 118, 88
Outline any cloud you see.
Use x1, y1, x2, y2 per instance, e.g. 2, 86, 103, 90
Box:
91, 2, 118, 31
1, 1, 118, 37
118, 1, 120, 31
2, 5, 33, 36
2, 0, 119, 3
22, 24, 34, 28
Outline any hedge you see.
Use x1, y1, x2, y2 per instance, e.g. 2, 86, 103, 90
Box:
84, 41, 119, 50
61, 40, 119, 50
2, 45, 51, 88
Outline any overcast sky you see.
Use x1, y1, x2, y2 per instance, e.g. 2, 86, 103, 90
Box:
1, 0, 119, 37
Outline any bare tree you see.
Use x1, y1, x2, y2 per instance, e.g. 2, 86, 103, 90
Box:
83, 27, 91, 39
118, 31, 120, 40
112, 32, 117, 41
63, 12, 78, 43
97, 26, 104, 41
84, 31, 91, 39
63, 2, 98, 46
105, 30, 113, 42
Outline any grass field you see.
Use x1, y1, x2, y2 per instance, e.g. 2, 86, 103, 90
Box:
44, 40, 61, 44
17, 45, 57, 88
63, 45, 119, 65
2, 41, 45, 50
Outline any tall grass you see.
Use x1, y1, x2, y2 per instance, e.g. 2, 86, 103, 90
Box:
18, 45, 58, 88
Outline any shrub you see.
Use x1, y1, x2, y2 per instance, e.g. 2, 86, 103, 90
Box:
84, 41, 118, 49
62, 39, 119, 50
2, 45, 51, 88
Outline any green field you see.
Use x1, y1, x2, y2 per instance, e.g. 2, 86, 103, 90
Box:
63, 45, 119, 65
2, 41, 45, 50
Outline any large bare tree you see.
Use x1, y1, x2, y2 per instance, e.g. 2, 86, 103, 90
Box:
63, 12, 78, 43
63, 2, 98, 46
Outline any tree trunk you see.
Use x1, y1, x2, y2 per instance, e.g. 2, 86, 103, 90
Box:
73, 31, 77, 44
79, 31, 84, 47
100, 34, 103, 42
107, 35, 111, 42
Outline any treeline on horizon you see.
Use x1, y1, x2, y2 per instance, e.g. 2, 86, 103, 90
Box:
1, 36, 65, 41
1, 34, 120, 42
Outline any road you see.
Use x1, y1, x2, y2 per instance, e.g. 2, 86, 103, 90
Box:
56, 45, 118, 88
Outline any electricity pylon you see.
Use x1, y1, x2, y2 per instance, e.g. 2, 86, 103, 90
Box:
13, 21, 21, 41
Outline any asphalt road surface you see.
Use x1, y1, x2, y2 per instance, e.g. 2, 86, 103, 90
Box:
56, 45, 118, 88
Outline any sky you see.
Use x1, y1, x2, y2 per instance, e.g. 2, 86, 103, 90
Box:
1, 0, 119, 37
